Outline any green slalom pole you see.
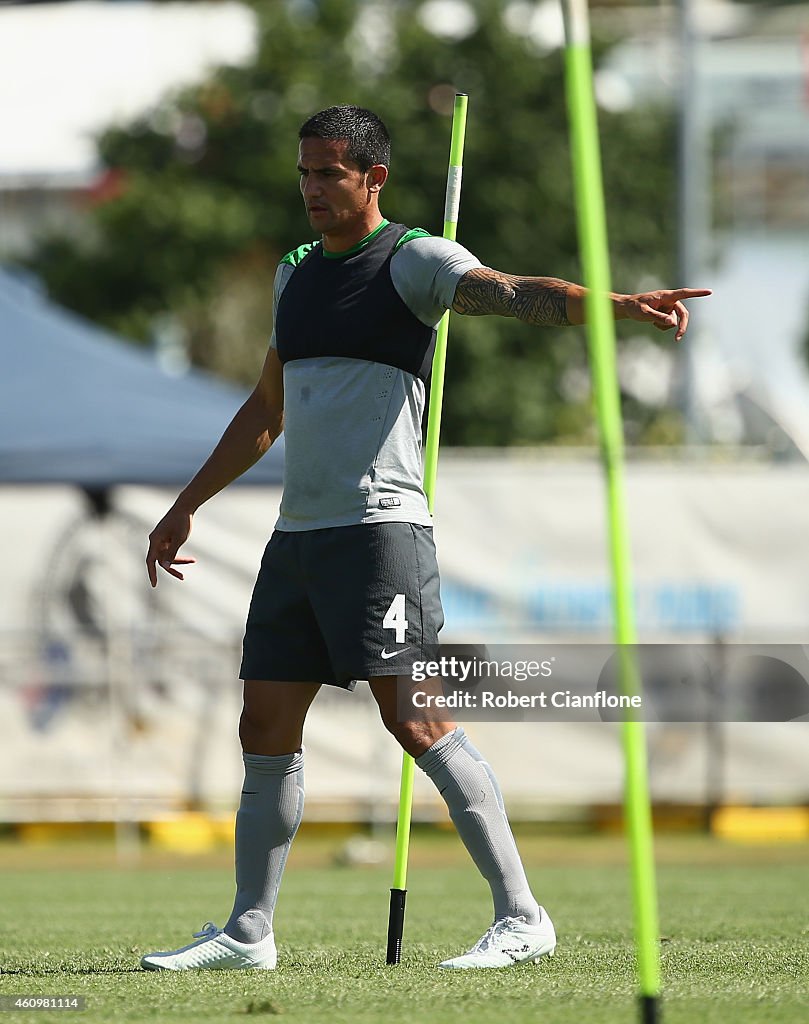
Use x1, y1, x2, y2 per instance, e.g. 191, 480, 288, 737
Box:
561, 2, 662, 1021
386, 93, 468, 966
422, 94, 468, 504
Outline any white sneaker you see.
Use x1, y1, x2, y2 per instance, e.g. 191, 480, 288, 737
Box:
140, 922, 277, 971
438, 908, 556, 969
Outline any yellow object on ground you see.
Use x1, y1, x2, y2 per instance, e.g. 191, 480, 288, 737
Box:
712, 806, 809, 843
145, 813, 234, 853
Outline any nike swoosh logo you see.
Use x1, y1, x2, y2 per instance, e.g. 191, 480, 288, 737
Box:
381, 647, 411, 660
502, 944, 531, 961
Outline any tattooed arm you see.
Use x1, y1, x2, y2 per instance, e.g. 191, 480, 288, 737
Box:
451, 268, 578, 326
451, 267, 711, 341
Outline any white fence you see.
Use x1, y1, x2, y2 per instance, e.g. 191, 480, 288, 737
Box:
2, 454, 808, 820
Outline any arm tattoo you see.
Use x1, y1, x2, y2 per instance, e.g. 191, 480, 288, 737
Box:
452, 267, 571, 327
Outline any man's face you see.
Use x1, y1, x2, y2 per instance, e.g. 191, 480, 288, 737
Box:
297, 137, 385, 235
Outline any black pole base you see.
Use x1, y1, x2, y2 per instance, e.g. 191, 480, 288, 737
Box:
386, 888, 407, 965
640, 995, 661, 1024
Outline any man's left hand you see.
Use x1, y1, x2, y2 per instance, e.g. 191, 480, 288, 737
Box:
618, 288, 712, 341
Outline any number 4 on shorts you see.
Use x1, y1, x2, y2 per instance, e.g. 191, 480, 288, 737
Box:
383, 593, 408, 644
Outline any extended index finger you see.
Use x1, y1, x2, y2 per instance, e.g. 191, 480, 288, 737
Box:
146, 533, 179, 589
664, 288, 712, 300
146, 539, 171, 589
146, 544, 159, 588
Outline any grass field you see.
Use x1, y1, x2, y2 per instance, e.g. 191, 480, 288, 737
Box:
0, 832, 807, 1023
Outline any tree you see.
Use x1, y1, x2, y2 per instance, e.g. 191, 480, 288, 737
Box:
27, 0, 679, 445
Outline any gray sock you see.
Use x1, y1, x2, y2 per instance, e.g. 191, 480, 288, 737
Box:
416, 727, 540, 924
224, 748, 305, 943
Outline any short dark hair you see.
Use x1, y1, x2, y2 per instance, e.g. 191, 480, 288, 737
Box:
298, 105, 391, 172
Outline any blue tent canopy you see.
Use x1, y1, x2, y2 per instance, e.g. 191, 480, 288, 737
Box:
0, 268, 284, 487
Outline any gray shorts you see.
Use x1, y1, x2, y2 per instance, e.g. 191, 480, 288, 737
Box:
240, 523, 444, 689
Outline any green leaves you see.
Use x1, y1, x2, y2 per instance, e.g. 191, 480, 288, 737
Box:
26, 0, 679, 442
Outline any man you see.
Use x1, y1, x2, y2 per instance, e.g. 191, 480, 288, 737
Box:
142, 105, 709, 972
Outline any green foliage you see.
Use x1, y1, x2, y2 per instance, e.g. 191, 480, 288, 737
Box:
26, 0, 680, 444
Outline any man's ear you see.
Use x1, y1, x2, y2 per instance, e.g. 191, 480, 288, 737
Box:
366, 164, 388, 193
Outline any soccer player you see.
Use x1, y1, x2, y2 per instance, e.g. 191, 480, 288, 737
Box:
142, 106, 709, 971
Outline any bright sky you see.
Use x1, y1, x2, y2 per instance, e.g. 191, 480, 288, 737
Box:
0, 1, 256, 181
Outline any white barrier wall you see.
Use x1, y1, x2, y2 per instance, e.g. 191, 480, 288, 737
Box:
1, 454, 808, 818
432, 454, 809, 640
